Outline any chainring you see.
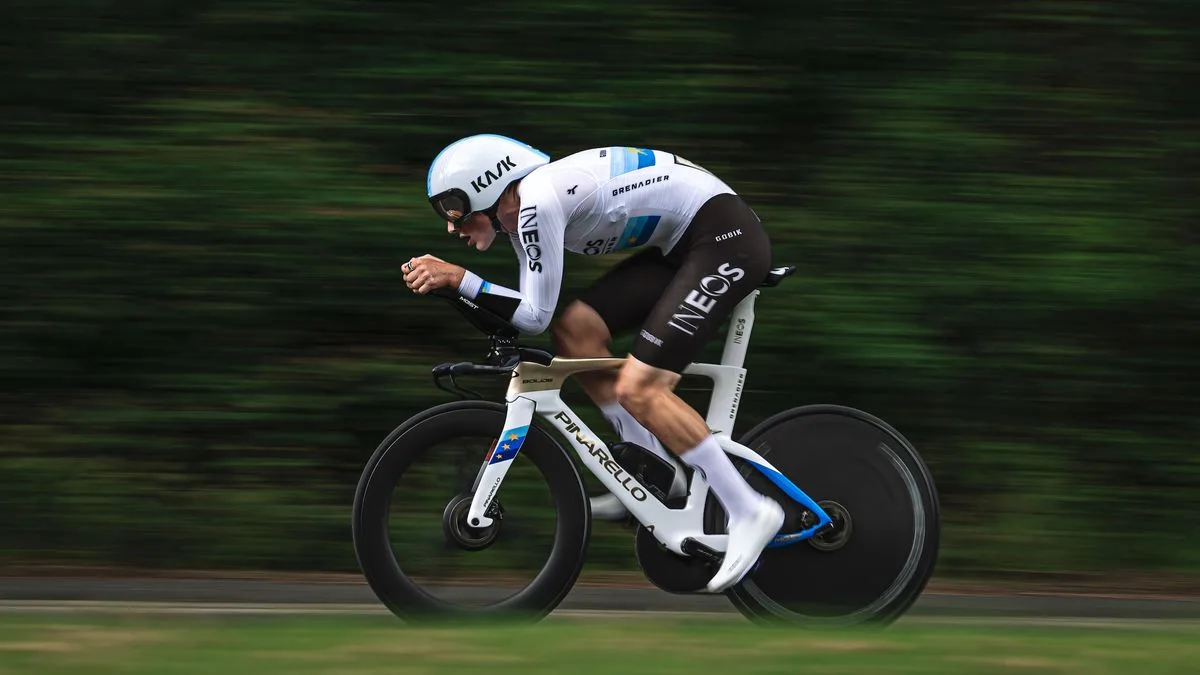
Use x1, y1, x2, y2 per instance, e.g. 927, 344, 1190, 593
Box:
634, 495, 716, 594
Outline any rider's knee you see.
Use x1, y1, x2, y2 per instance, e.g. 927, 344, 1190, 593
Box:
613, 368, 667, 418
552, 301, 609, 356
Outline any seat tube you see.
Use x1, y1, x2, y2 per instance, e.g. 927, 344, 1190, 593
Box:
466, 396, 536, 527
719, 290, 758, 368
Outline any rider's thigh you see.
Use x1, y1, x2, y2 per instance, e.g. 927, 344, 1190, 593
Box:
573, 246, 679, 338
633, 194, 772, 373
552, 300, 613, 356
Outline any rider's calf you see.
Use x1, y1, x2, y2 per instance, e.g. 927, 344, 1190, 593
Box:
613, 361, 708, 455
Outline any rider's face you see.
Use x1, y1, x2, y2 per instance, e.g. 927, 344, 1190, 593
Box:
445, 183, 521, 251
447, 212, 496, 251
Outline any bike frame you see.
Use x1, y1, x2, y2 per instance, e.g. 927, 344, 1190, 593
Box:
466, 287, 833, 555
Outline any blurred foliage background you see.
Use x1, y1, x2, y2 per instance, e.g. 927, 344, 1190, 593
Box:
1, 0, 1197, 579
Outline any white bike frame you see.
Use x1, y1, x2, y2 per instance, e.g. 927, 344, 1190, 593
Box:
465, 284, 832, 555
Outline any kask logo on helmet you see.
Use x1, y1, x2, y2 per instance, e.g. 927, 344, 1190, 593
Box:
471, 156, 517, 194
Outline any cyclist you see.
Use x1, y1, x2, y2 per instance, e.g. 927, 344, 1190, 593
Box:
405, 134, 784, 593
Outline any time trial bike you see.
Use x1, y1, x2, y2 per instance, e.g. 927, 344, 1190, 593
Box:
352, 265, 940, 625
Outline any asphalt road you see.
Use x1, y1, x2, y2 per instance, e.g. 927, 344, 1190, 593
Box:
2, 577, 1198, 620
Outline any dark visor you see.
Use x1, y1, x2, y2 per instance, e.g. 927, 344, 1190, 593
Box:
429, 188, 473, 225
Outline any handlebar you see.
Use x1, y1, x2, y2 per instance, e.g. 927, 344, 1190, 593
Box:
430, 358, 516, 400
422, 287, 554, 399
431, 361, 517, 378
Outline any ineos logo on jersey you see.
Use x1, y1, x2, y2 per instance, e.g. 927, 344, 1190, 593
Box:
667, 263, 746, 336
519, 205, 542, 272
471, 156, 517, 193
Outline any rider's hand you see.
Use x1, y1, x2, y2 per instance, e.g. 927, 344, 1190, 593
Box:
403, 254, 465, 294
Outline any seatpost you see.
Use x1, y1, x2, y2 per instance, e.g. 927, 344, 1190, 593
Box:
719, 290, 758, 368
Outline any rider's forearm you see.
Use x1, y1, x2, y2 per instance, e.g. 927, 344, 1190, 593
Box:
457, 270, 551, 333
457, 269, 487, 299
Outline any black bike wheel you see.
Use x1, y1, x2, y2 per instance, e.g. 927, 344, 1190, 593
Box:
713, 404, 940, 626
352, 401, 590, 622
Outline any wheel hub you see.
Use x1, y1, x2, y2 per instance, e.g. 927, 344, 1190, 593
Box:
441, 493, 503, 551
808, 500, 852, 551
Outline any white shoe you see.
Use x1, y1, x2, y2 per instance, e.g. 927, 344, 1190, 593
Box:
706, 496, 785, 593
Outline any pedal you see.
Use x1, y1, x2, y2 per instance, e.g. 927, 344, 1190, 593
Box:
679, 538, 765, 590
680, 537, 723, 566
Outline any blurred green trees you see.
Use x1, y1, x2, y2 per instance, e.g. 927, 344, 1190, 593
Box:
1, 0, 1197, 575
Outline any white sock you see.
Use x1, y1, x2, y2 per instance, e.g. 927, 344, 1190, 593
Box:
599, 400, 673, 465
680, 434, 762, 523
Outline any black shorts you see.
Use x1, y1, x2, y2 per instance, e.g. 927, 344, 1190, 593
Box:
576, 193, 772, 372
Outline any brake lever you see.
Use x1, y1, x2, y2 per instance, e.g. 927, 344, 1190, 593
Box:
448, 371, 483, 400
432, 361, 467, 399
433, 373, 461, 398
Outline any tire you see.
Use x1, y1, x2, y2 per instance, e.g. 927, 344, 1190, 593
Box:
352, 400, 590, 622
715, 404, 940, 626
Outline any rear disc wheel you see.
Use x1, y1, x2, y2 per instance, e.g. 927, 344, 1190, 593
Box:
711, 404, 940, 626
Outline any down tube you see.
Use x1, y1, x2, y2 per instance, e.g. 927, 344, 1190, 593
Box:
466, 396, 536, 527
539, 405, 659, 511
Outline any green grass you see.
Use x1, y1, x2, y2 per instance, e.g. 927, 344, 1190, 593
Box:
0, 613, 1197, 674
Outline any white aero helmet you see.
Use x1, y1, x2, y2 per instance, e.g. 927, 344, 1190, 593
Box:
426, 134, 550, 227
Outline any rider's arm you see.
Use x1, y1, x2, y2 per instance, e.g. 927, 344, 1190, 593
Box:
456, 176, 566, 334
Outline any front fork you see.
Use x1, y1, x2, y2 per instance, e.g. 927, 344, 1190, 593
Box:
466, 396, 536, 527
